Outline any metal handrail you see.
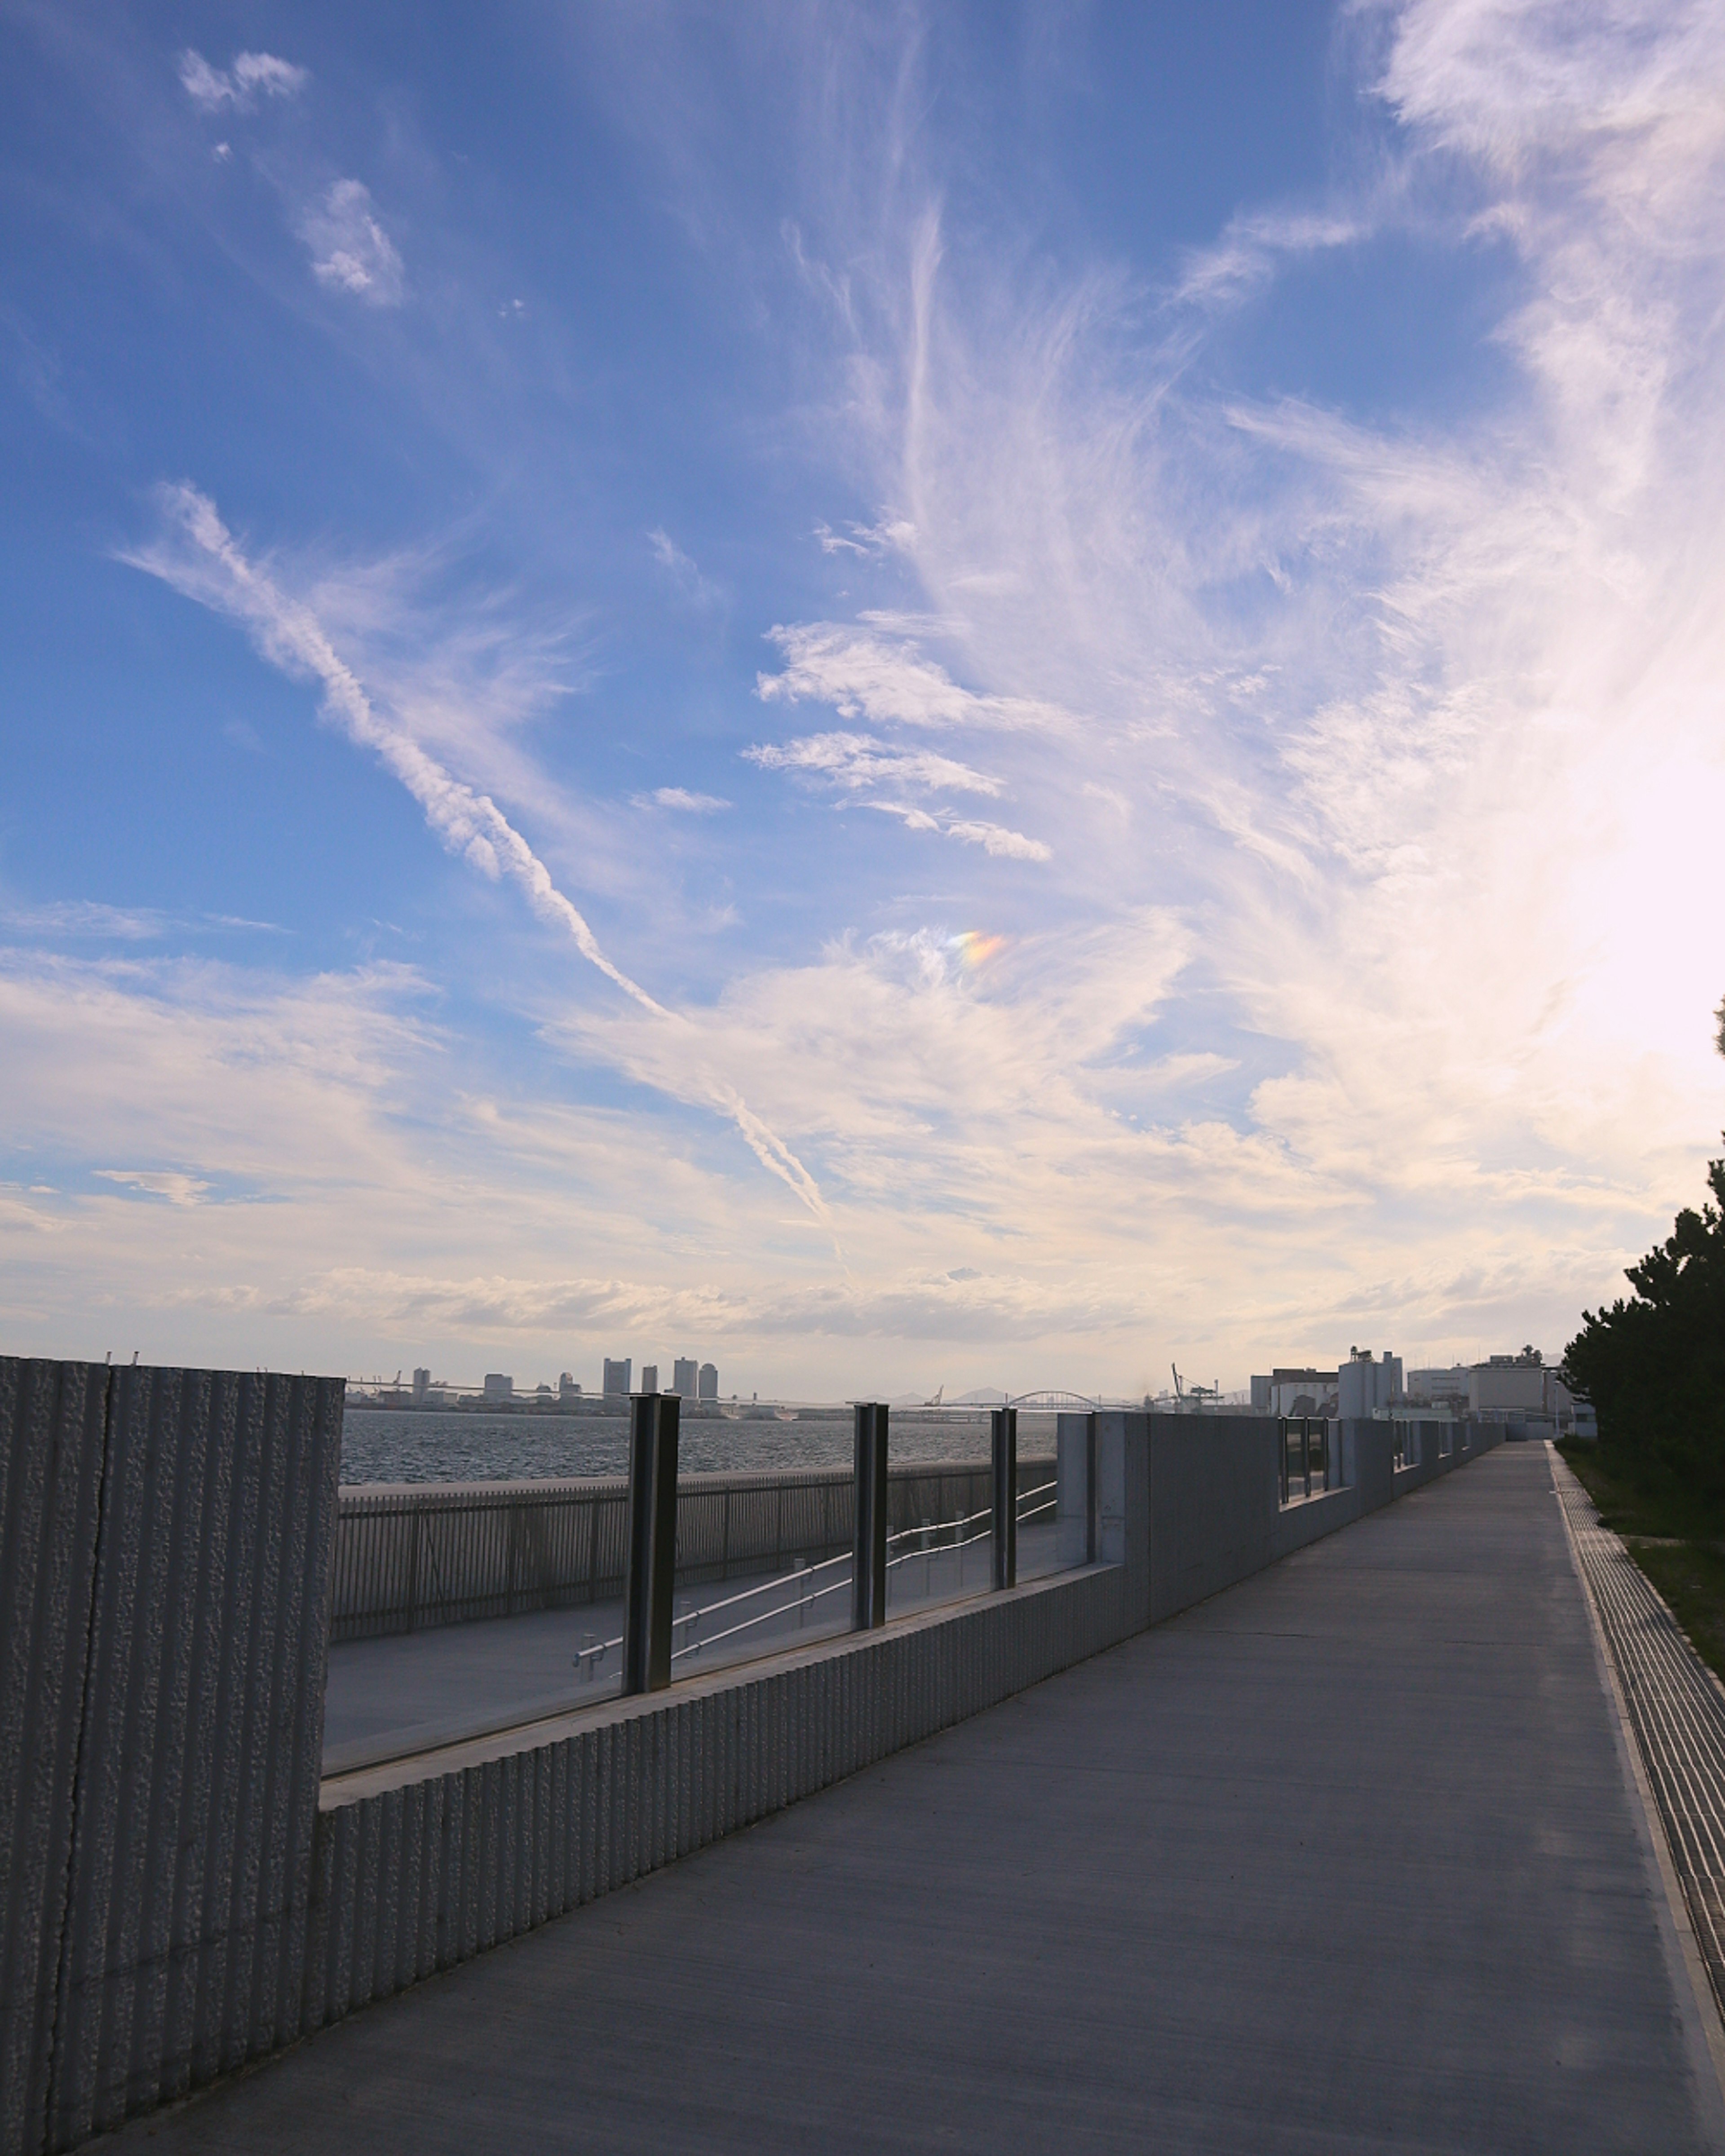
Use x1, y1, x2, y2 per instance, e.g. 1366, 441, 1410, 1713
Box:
579, 1471, 1065, 1682
672, 1570, 851, 1662
887, 1519, 993, 1572
887, 1498, 993, 1549
675, 1548, 851, 1629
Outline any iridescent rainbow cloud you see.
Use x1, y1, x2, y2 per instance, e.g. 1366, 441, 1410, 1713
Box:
951, 931, 1006, 968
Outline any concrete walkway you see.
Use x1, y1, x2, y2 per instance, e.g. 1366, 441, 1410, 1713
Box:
114, 1446, 1725, 2153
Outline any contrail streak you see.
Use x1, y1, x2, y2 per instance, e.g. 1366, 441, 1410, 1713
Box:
123, 483, 831, 1222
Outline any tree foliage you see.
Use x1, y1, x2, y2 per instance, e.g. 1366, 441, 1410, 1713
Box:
1565, 1145, 1725, 1505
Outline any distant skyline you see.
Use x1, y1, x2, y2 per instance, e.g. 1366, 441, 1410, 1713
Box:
2, 2, 1722, 1397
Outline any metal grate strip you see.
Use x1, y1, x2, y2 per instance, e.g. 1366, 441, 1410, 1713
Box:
1553, 1448, 1725, 2015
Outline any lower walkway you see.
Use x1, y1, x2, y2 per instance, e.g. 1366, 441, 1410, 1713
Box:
115, 1446, 1725, 2153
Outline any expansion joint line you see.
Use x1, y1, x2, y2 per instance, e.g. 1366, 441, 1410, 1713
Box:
1551, 1447, 1725, 2035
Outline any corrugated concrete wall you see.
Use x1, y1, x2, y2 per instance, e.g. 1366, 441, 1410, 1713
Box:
0, 1359, 342, 2156
331, 1458, 1056, 1644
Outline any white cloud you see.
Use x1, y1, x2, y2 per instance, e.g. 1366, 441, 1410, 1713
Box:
940, 819, 1050, 862
297, 181, 405, 306
647, 528, 721, 609
637, 786, 731, 813
3, 900, 166, 940
178, 49, 308, 112
756, 621, 1071, 733
95, 1169, 212, 1207
814, 515, 917, 558
744, 729, 1001, 796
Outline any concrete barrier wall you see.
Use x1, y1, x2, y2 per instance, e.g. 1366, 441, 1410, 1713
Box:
0, 1360, 342, 2156
332, 1458, 1058, 1644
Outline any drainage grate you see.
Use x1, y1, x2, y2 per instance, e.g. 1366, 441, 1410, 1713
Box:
1553, 1449, 1725, 2018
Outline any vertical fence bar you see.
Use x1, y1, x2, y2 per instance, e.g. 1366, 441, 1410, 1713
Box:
852, 1403, 889, 1630
991, 1407, 1017, 1591
1302, 1418, 1312, 1500
1085, 1413, 1097, 1563
1278, 1418, 1288, 1506
622, 1393, 680, 1694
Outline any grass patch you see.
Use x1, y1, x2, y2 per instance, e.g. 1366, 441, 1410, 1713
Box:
1557, 1439, 1725, 1541
1558, 1440, 1725, 1689
1623, 1542, 1725, 1688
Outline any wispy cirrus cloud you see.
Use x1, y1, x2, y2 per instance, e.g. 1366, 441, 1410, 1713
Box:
117, 486, 839, 1224
178, 49, 308, 112
634, 786, 731, 813
14, 0, 1725, 1392
297, 181, 405, 305
95, 1169, 212, 1207
756, 621, 1072, 733
648, 528, 722, 610
744, 729, 1001, 796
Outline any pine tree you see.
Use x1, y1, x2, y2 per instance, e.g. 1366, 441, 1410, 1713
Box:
1565, 1145, 1725, 1504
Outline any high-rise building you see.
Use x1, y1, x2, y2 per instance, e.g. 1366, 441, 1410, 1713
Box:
412, 1367, 430, 1404
640, 1363, 659, 1394
698, 1361, 718, 1402
482, 1372, 514, 1403
559, 1372, 580, 1403
602, 1357, 631, 1397
672, 1357, 698, 1401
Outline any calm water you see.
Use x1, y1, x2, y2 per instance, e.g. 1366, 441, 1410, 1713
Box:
338, 1408, 1056, 1485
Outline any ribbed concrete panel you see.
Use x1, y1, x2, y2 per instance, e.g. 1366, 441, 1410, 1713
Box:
0, 1361, 110, 2156
1, 1365, 344, 2156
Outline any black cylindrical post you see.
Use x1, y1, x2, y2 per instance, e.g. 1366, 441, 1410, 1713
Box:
623, 1392, 680, 1693
852, 1401, 889, 1630
1085, 1413, 1098, 1564
991, 1406, 1017, 1590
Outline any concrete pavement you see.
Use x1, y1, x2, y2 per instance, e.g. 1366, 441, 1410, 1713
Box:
114, 1445, 1725, 2154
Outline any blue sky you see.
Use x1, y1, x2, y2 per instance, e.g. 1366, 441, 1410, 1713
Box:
2, 0, 1722, 1397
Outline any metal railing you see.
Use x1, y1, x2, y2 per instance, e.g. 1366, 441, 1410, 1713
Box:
574, 1467, 1067, 1687
332, 1457, 1045, 1642
1278, 1418, 1331, 1506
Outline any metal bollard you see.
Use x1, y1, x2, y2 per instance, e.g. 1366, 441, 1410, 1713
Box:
852, 1401, 889, 1630
992, 1406, 1017, 1590
623, 1392, 680, 1693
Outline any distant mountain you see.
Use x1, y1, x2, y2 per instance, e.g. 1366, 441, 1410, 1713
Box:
953, 1387, 1008, 1405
